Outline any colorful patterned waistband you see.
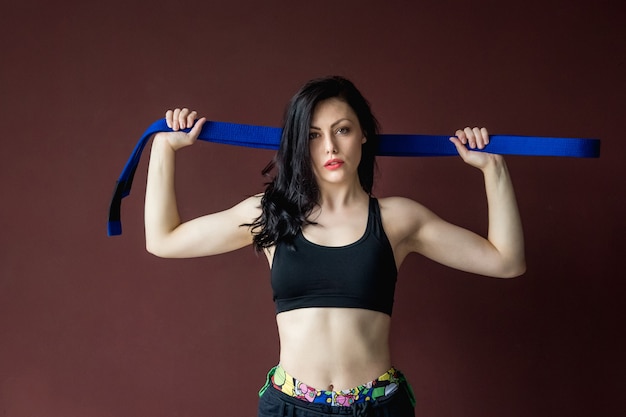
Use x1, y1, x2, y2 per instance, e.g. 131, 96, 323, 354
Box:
261, 365, 403, 407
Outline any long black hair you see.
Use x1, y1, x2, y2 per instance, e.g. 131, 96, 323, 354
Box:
248, 76, 380, 251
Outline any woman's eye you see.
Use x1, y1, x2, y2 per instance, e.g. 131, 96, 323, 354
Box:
336, 127, 349, 135
308, 132, 319, 140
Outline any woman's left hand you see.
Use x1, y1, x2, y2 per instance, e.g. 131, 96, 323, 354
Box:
449, 127, 501, 170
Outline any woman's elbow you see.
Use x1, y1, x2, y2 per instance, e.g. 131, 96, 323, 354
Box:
145, 238, 176, 258
498, 258, 527, 278
146, 241, 165, 258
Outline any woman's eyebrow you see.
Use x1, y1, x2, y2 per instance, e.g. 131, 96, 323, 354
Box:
310, 118, 351, 130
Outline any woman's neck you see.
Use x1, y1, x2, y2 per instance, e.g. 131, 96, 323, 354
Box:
316, 183, 369, 212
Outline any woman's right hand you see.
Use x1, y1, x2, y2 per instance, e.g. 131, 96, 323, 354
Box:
155, 108, 206, 151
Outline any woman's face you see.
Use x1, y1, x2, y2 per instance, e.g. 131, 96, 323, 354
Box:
308, 98, 366, 188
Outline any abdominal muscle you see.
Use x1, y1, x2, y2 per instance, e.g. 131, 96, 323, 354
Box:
275, 307, 392, 392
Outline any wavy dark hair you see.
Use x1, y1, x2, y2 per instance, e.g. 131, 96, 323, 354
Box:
248, 76, 380, 251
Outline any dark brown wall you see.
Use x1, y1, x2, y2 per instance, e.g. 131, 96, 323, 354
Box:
1, 1, 624, 416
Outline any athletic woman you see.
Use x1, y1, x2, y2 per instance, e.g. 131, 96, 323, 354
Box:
144, 76, 525, 416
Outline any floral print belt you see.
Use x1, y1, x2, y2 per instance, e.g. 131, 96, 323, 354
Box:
259, 365, 404, 407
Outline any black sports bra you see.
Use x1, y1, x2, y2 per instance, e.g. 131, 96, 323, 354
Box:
271, 198, 398, 316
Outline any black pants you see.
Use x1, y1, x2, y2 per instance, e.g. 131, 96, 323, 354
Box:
258, 384, 415, 417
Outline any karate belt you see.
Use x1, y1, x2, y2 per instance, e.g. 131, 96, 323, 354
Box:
108, 118, 601, 236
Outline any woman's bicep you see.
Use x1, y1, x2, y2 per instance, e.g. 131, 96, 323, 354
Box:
414, 215, 521, 277
146, 196, 261, 258
414, 216, 485, 268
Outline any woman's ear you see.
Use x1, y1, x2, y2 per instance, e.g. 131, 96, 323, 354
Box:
361, 136, 367, 144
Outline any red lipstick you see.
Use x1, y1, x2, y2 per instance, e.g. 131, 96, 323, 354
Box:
324, 158, 344, 170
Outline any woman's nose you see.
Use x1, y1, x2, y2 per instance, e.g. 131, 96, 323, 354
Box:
323, 135, 337, 154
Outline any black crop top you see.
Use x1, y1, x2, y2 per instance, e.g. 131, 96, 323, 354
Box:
271, 198, 398, 316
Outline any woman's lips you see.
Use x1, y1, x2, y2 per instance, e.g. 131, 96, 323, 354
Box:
324, 159, 344, 170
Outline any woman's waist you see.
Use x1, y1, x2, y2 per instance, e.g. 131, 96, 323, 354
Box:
276, 307, 391, 385
277, 318, 391, 389
276, 359, 393, 394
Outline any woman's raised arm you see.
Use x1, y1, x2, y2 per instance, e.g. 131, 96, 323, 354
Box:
144, 108, 261, 258
398, 127, 526, 278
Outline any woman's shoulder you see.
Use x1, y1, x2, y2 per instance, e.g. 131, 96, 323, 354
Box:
376, 196, 440, 254
229, 193, 264, 219
377, 196, 428, 214
378, 196, 421, 224
377, 196, 432, 230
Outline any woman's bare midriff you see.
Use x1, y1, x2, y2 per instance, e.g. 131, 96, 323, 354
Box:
275, 307, 392, 391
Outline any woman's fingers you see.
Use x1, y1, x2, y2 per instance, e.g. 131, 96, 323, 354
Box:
457, 127, 490, 150
172, 108, 182, 130
186, 110, 198, 129
472, 127, 489, 149
464, 127, 477, 149
165, 108, 200, 131
455, 129, 466, 145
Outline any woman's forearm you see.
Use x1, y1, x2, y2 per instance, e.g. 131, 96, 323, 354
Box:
483, 157, 526, 276
144, 134, 181, 253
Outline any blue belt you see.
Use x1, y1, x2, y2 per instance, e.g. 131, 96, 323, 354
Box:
108, 118, 600, 236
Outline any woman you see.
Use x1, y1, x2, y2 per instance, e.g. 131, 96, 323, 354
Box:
144, 76, 525, 416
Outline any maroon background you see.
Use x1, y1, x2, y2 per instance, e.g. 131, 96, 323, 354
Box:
1, 1, 624, 416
